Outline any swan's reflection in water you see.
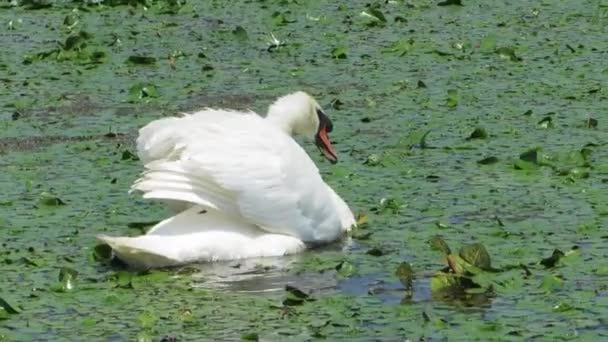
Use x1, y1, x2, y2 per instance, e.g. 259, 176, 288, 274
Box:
187, 239, 353, 295
184, 237, 494, 310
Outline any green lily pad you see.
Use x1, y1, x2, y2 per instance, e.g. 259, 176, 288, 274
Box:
537, 116, 554, 129
0, 297, 19, 319
53, 267, 78, 292
137, 310, 158, 330
361, 8, 387, 26
92, 243, 112, 263
335, 260, 356, 277
395, 262, 414, 290
539, 273, 563, 292
331, 47, 348, 59
496, 47, 522, 61
241, 332, 259, 341
283, 285, 312, 306
466, 127, 488, 140
477, 156, 499, 165
429, 236, 451, 255
438, 0, 463, 6
111, 271, 134, 289
479, 34, 497, 52
585, 117, 598, 128
396, 128, 431, 150
62, 31, 92, 51
233, 26, 248, 41
459, 243, 493, 271
39, 192, 66, 206
128, 83, 160, 102
539, 249, 565, 268
127, 56, 157, 65
446, 89, 459, 107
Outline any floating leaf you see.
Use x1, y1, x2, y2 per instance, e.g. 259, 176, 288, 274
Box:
593, 265, 608, 276
477, 156, 499, 165
271, 12, 296, 26
232, 26, 248, 41
395, 262, 414, 290
241, 333, 259, 341
138, 310, 158, 330
92, 243, 112, 263
539, 249, 565, 268
459, 243, 492, 271
479, 34, 497, 52
561, 167, 589, 179
21, 0, 52, 9
121, 149, 139, 161
137, 332, 153, 342
331, 47, 348, 59
0, 297, 19, 318
429, 236, 451, 255
112, 271, 134, 289
63, 12, 79, 27
361, 8, 387, 25
382, 39, 415, 56
431, 272, 482, 296
539, 273, 563, 292
352, 230, 372, 240
39, 192, 66, 206
54, 267, 78, 292
496, 47, 522, 62
553, 302, 575, 313
373, 197, 404, 214
466, 127, 488, 140
283, 285, 311, 306
366, 247, 385, 257
330, 98, 344, 110
537, 116, 554, 129
585, 117, 598, 128
513, 159, 537, 170
430, 272, 457, 292
446, 89, 459, 107
62, 31, 91, 51
335, 260, 356, 277
447, 254, 470, 274
127, 55, 157, 65
132, 271, 170, 288
355, 214, 368, 226
396, 128, 431, 150
437, 0, 463, 6
128, 83, 159, 102
364, 154, 381, 166
519, 148, 539, 164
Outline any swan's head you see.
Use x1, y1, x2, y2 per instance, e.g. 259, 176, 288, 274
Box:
266, 91, 338, 163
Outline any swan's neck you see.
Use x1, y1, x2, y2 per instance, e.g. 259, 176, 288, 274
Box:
265, 109, 296, 136
264, 92, 317, 138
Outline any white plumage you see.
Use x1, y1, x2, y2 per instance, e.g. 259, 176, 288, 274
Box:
98, 91, 355, 269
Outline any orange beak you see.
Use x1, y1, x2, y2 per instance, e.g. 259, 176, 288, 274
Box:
315, 124, 338, 164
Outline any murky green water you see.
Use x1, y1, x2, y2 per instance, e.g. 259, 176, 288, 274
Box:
1, 0, 607, 340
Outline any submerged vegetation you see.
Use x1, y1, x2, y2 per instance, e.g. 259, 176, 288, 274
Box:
1, 0, 607, 340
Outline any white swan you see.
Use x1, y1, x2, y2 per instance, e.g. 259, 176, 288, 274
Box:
98, 91, 356, 269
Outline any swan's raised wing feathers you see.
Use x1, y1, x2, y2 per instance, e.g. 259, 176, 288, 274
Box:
132, 109, 343, 243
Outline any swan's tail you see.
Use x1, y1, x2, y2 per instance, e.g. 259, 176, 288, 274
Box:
97, 206, 305, 269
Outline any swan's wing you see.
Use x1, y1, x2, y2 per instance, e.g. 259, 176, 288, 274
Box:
132, 109, 346, 243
